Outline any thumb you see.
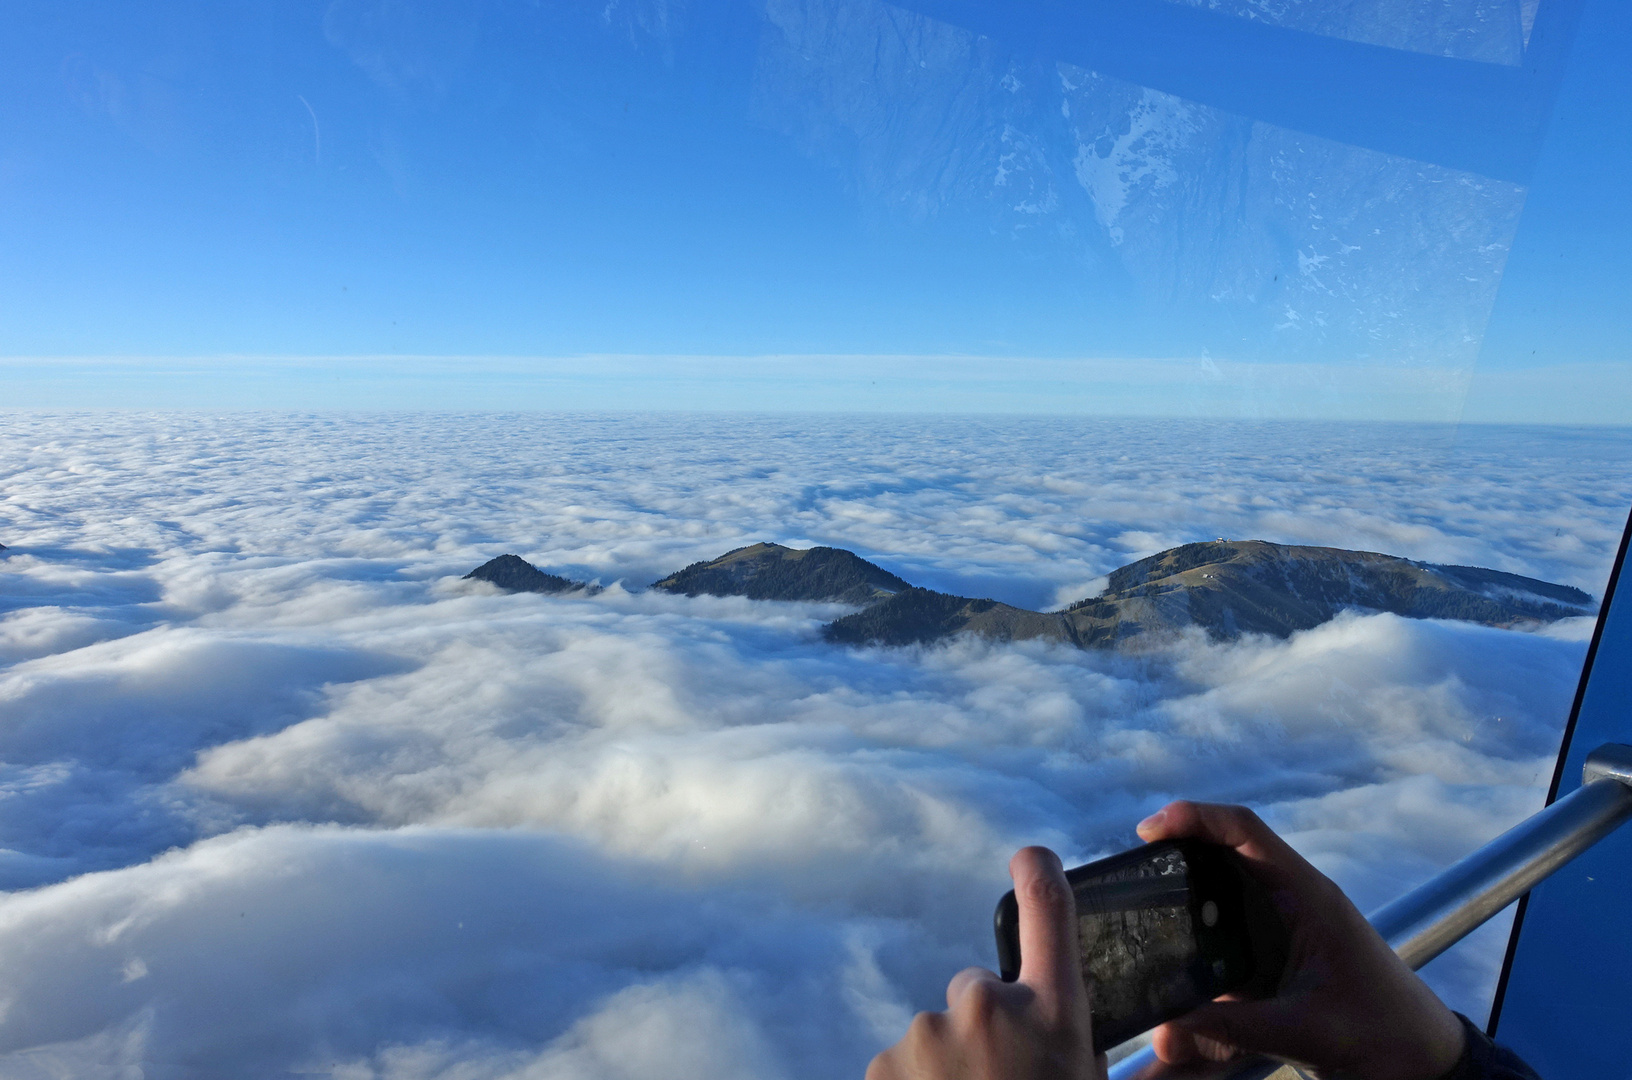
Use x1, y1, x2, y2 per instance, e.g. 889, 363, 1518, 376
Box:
1160, 997, 1332, 1067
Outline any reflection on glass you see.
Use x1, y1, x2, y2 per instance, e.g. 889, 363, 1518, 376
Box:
0, 0, 1626, 1076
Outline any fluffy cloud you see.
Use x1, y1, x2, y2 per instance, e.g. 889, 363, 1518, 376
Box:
0, 826, 929, 1080
0, 413, 1624, 1077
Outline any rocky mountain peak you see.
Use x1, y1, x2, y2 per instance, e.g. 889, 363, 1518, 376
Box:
651, 542, 910, 606
464, 554, 592, 595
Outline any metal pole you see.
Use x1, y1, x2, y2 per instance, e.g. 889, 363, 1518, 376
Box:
1373, 747, 1632, 969
1108, 744, 1632, 1080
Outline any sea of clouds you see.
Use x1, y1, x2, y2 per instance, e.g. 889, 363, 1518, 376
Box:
0, 412, 1627, 1079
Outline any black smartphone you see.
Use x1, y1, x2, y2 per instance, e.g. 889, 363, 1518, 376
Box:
993, 840, 1280, 1054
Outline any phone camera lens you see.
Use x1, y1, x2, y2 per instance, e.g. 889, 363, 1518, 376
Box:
1201, 900, 1219, 927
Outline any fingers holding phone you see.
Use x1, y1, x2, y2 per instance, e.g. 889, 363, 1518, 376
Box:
1139, 801, 1467, 1080
878, 805, 1468, 1080
1008, 846, 1090, 1021
867, 847, 1103, 1080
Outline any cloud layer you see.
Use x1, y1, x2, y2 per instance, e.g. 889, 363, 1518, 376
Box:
0, 413, 1625, 1077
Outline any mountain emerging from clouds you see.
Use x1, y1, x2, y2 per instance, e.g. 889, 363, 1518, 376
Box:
464, 554, 595, 595
1068, 540, 1595, 638
830, 541, 1593, 648
651, 543, 911, 606
468, 540, 1594, 650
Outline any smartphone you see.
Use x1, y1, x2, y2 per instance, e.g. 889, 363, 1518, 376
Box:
993, 840, 1280, 1053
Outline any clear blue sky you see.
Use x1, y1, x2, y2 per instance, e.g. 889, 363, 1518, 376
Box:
0, 0, 1627, 416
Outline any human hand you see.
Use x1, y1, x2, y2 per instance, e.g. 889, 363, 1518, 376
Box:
1139, 801, 1466, 1080
866, 847, 1105, 1080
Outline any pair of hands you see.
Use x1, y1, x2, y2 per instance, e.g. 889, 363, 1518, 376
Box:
866, 802, 1468, 1080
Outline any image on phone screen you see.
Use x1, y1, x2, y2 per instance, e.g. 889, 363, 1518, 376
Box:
995, 840, 1266, 1053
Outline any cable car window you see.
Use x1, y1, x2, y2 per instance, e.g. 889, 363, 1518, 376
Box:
0, 0, 1626, 1074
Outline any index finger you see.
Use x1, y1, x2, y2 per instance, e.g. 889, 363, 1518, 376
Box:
1008, 846, 1082, 1010
1135, 801, 1313, 890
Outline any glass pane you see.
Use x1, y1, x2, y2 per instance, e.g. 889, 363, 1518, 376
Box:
0, 0, 1626, 1074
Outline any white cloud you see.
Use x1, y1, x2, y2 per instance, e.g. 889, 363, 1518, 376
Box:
0, 412, 1623, 1075
0, 825, 950, 1080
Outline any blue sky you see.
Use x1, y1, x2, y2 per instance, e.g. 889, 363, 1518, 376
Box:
0, 0, 1628, 416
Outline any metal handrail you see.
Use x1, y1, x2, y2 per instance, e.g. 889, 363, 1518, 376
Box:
1107, 743, 1632, 1080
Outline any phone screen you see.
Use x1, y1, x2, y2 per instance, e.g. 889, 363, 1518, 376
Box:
995, 840, 1263, 1053
1072, 844, 1212, 1046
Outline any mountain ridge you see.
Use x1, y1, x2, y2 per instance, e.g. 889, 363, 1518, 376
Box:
463, 540, 1595, 651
